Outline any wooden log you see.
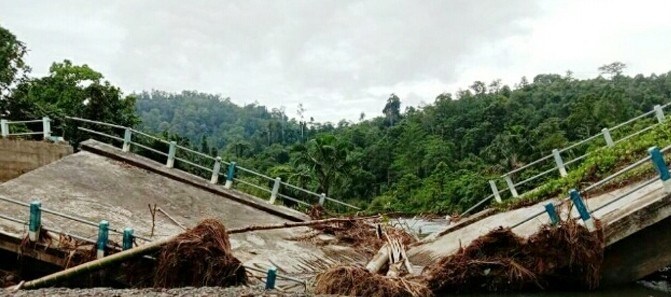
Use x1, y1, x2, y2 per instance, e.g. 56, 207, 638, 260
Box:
365, 242, 390, 273
227, 216, 376, 234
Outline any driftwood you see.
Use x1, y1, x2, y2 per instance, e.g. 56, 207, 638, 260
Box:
227, 216, 377, 234
366, 231, 413, 276
157, 207, 186, 230
18, 216, 375, 289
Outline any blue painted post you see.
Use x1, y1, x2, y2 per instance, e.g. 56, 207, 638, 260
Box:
210, 157, 222, 184
553, 149, 568, 177
42, 117, 51, 139
166, 141, 177, 168
544, 203, 559, 226
654, 105, 665, 123
97, 220, 109, 259
269, 177, 281, 204
122, 227, 134, 250
569, 189, 596, 231
122, 128, 132, 152
504, 175, 519, 197
649, 146, 671, 193
489, 180, 502, 203
224, 161, 236, 189
28, 201, 42, 242
602, 128, 614, 147
319, 193, 326, 206
265, 266, 277, 290
0, 119, 8, 138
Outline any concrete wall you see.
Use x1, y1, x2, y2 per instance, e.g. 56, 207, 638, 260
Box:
0, 139, 72, 182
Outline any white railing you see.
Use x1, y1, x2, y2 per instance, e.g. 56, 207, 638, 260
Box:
0, 115, 360, 211
462, 102, 671, 216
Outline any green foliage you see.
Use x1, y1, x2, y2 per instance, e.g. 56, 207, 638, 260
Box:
0, 26, 30, 98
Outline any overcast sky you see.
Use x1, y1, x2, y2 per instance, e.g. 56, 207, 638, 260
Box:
1, 1, 671, 122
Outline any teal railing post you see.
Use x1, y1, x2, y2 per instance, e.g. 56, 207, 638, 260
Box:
269, 177, 281, 204
28, 201, 42, 242
122, 227, 134, 250
544, 203, 559, 226
42, 116, 51, 139
210, 157, 222, 184
569, 189, 596, 231
166, 141, 177, 168
1, 119, 8, 138
489, 180, 502, 203
649, 146, 671, 193
97, 220, 109, 259
265, 266, 277, 290
224, 161, 236, 189
122, 128, 132, 152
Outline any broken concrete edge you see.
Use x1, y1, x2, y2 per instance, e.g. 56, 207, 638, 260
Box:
0, 230, 69, 267
602, 189, 671, 246
79, 140, 309, 223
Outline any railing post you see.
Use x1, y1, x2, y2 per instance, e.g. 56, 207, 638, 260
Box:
601, 128, 614, 147
265, 266, 277, 290
42, 116, 51, 139
649, 146, 671, 193
166, 141, 177, 168
122, 128, 132, 152
544, 203, 559, 226
210, 157, 222, 184
122, 227, 134, 250
552, 149, 568, 177
224, 161, 236, 189
28, 201, 42, 242
489, 180, 502, 203
269, 177, 281, 204
97, 220, 109, 259
654, 104, 665, 123
569, 189, 596, 232
319, 193, 326, 206
1, 119, 8, 138
504, 175, 519, 197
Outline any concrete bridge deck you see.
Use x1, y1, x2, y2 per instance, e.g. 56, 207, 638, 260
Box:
408, 176, 671, 284
0, 140, 364, 279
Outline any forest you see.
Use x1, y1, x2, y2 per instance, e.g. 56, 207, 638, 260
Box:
3, 25, 671, 214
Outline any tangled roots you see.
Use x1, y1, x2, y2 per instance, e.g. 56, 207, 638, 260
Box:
314, 265, 432, 297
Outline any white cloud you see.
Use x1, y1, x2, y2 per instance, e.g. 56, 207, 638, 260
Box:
1, 0, 669, 122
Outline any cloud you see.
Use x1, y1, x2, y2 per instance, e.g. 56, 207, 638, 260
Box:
10, 0, 644, 122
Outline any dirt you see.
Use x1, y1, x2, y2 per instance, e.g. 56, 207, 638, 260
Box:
4, 287, 323, 297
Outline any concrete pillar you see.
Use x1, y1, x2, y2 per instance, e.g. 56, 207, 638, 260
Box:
210, 157, 222, 184
553, 149, 568, 177
122, 128, 132, 152
569, 189, 596, 232
544, 203, 559, 226
504, 175, 519, 197
489, 180, 502, 203
602, 127, 614, 147
265, 266, 277, 290
1, 119, 8, 138
319, 193, 326, 206
28, 201, 42, 242
166, 141, 177, 168
97, 220, 109, 259
224, 161, 236, 189
122, 228, 134, 250
649, 146, 671, 193
269, 177, 281, 204
42, 117, 51, 139
654, 104, 665, 123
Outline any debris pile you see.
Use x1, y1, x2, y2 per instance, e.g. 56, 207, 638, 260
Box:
307, 219, 417, 255
153, 219, 247, 288
423, 220, 604, 294
314, 265, 431, 297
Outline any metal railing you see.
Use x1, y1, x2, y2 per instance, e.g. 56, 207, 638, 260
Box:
0, 115, 360, 211
462, 102, 671, 216
509, 143, 671, 230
